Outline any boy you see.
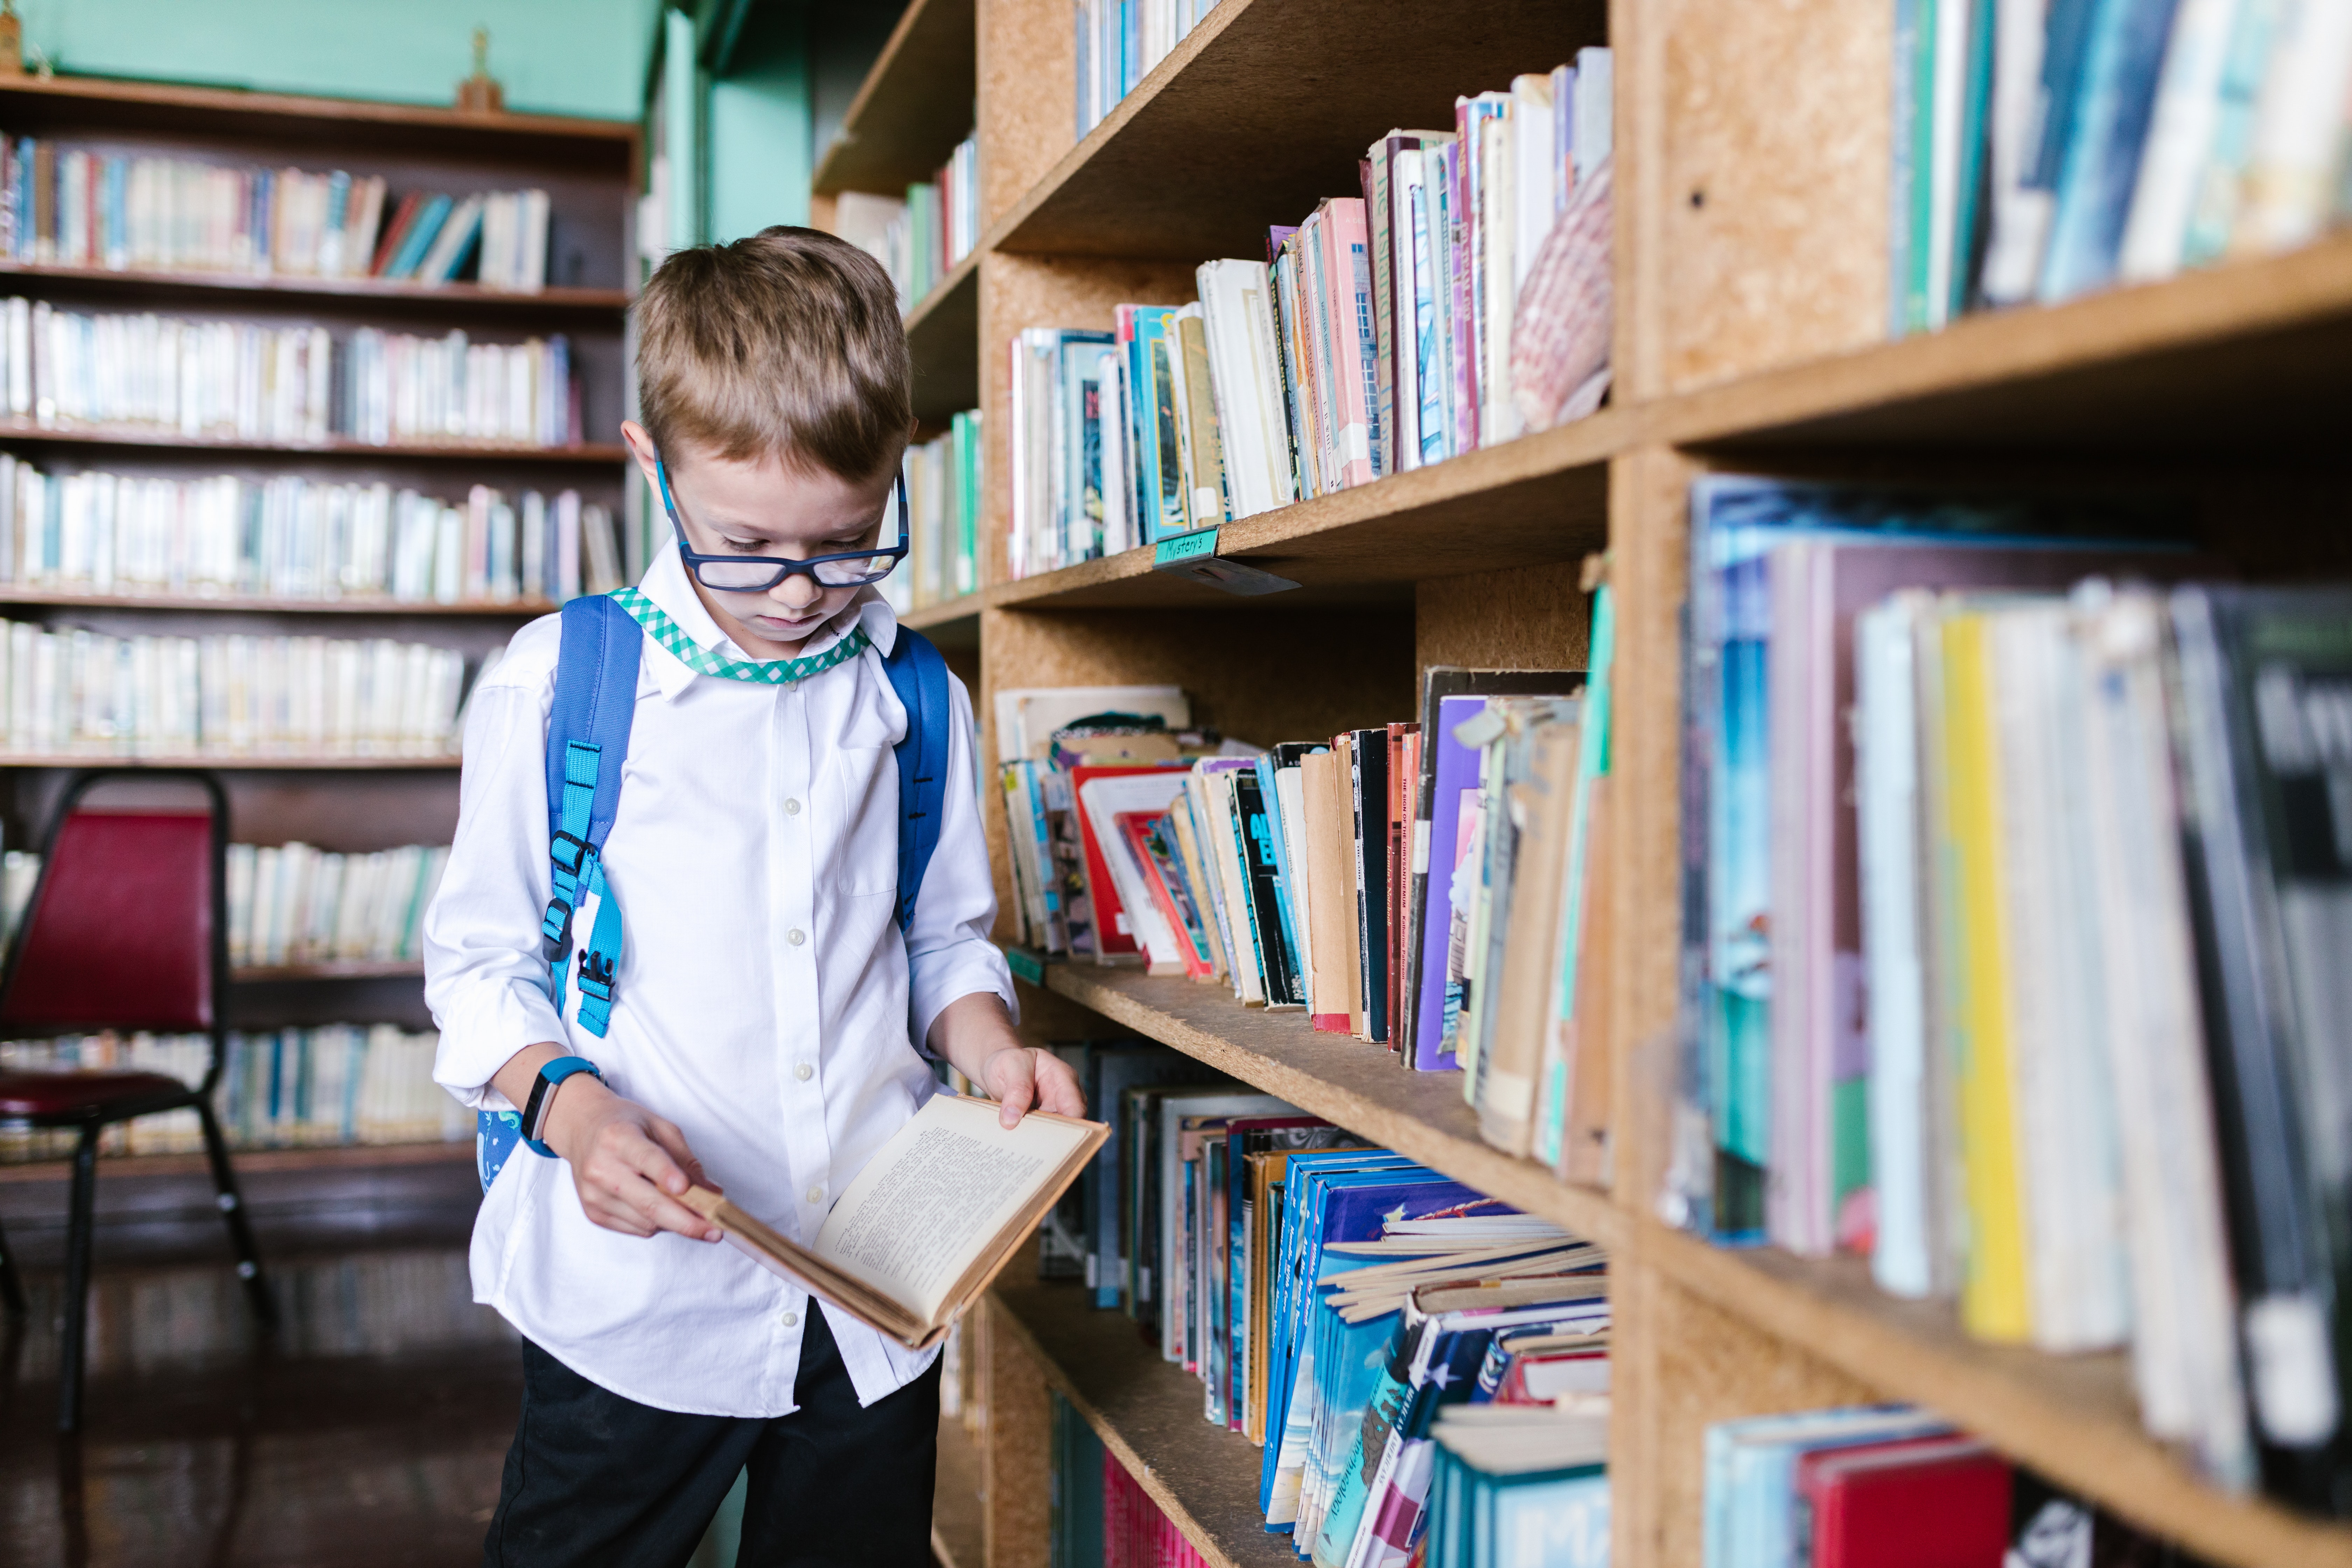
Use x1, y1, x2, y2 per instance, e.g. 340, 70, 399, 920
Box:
425, 227, 1083, 1567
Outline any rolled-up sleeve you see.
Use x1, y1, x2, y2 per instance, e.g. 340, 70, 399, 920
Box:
426, 629, 567, 1112
905, 670, 1017, 1054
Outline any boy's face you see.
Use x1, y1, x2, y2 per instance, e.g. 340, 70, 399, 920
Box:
621, 422, 903, 660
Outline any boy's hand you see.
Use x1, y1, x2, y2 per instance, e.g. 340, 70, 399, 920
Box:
979, 1045, 1087, 1129
543, 1077, 725, 1242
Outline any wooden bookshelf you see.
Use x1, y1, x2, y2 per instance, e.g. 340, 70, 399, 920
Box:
908, 251, 982, 426
812, 0, 979, 199
808, 1, 2352, 1567
0, 588, 556, 615
0, 421, 630, 463
935, 1408, 987, 1568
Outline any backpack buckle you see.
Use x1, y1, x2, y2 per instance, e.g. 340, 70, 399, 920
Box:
540, 897, 573, 960
549, 831, 592, 877
577, 948, 616, 1001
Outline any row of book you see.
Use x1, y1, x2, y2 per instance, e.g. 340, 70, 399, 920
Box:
0, 134, 557, 289
1073, 0, 1220, 137
0, 619, 483, 758
1673, 473, 2352, 1511
0, 299, 580, 448
834, 133, 980, 315
1704, 1403, 2207, 1568
1039, 1042, 1610, 1567
1051, 1412, 1214, 1568
1898, 0, 2352, 331
1007, 55, 1612, 579
0, 458, 623, 606
884, 410, 982, 614
226, 840, 449, 969
0, 1023, 464, 1162
996, 639, 1616, 1174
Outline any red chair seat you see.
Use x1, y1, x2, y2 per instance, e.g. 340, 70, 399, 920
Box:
0, 1071, 194, 1120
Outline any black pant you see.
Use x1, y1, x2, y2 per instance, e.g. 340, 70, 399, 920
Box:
484, 1307, 941, 1568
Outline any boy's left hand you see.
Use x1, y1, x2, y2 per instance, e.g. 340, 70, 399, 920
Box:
929, 991, 1087, 1128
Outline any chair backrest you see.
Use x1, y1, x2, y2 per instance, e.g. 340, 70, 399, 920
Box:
0, 771, 226, 1035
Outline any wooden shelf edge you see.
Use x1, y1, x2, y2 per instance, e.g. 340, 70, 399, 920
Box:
905, 251, 981, 338
0, 1137, 472, 1183
901, 595, 983, 632
0, 72, 637, 143
988, 1277, 1296, 1568
0, 261, 630, 312
0, 589, 556, 615
1640, 1224, 2352, 1568
932, 1408, 985, 1568
1039, 965, 1625, 1251
0, 754, 461, 770
0, 422, 628, 462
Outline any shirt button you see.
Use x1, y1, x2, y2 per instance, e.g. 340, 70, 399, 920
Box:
781, 1309, 799, 1328
806, 1186, 824, 1205
794, 1063, 814, 1082
787, 928, 806, 946
784, 797, 802, 816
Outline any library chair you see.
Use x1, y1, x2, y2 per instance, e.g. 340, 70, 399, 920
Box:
0, 769, 277, 1432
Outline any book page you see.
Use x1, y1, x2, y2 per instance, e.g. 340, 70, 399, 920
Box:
815, 1095, 1096, 1323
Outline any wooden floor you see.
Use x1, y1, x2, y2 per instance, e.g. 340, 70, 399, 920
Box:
0, 1152, 982, 1568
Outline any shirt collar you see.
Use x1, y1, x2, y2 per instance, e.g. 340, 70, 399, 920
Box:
635, 542, 901, 701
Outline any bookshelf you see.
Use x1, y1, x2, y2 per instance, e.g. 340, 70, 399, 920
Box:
803, 1, 2352, 1567
0, 75, 636, 1175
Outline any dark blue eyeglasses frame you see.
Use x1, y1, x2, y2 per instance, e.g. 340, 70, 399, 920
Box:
656, 457, 908, 593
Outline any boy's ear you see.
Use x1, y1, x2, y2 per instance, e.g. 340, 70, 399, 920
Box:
620, 420, 664, 484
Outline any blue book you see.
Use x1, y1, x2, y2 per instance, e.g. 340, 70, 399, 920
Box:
387, 193, 453, 281
2039, 0, 2184, 300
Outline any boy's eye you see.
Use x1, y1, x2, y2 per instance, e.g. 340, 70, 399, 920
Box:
721, 538, 769, 553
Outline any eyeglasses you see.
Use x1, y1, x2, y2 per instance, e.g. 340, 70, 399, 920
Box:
657, 457, 908, 592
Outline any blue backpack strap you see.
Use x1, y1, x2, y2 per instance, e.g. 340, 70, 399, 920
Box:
883, 627, 952, 933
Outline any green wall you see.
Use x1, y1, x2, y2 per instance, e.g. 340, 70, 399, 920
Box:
12, 0, 663, 121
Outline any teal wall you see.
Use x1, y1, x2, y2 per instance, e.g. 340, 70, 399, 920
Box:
707, 3, 813, 241
12, 0, 663, 121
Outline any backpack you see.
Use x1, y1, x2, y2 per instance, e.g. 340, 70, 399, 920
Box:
476, 593, 952, 1189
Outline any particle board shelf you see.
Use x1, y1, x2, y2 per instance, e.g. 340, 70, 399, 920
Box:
0, 421, 629, 464
933, 1408, 985, 1568
0, 753, 460, 770
230, 960, 424, 982
987, 407, 1623, 612
906, 253, 980, 426
0, 1136, 471, 1184
1641, 1225, 2352, 1568
0, 588, 554, 615
0, 72, 636, 163
0, 261, 630, 316
989, 0, 1605, 262
900, 594, 983, 637
989, 1270, 1300, 1568
813, 0, 979, 197
1037, 964, 1622, 1251
1655, 232, 2352, 458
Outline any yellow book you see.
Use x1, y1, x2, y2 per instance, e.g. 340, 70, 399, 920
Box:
1940, 610, 2032, 1343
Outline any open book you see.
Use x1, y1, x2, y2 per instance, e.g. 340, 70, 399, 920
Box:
681, 1093, 1107, 1349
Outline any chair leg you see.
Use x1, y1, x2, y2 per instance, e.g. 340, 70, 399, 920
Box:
0, 1209, 26, 1317
196, 1100, 275, 1330
56, 1124, 98, 1435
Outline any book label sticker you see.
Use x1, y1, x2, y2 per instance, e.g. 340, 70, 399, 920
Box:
1150, 527, 1301, 597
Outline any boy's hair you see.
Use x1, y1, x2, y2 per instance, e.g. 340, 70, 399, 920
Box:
635, 226, 911, 482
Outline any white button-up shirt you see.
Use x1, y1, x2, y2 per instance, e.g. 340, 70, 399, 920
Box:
425, 542, 1013, 1416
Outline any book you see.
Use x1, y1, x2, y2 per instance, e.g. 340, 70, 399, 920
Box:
682, 1094, 1107, 1350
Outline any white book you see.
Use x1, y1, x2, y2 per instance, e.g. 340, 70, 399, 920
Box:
991, 685, 1191, 767
522, 189, 552, 291
520, 490, 548, 603
418, 194, 486, 286
1574, 48, 1614, 184
1925, 0, 1975, 328
1510, 74, 1559, 294
225, 843, 257, 966
555, 489, 582, 602
581, 503, 622, 595
2232, 0, 2352, 252
1980, 0, 2060, 303
432, 506, 463, 604
1078, 771, 1190, 972
2119, 0, 2244, 281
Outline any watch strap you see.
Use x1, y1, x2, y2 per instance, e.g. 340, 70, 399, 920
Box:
522, 1056, 603, 1157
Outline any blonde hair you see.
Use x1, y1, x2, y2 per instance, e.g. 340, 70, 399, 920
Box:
635, 226, 911, 481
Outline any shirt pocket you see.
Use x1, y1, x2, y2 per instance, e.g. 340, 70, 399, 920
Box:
818, 739, 900, 897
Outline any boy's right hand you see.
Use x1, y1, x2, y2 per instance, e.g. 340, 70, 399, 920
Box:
542, 1077, 725, 1243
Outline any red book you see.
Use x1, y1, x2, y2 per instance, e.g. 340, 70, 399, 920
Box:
369, 191, 425, 277
1068, 763, 1186, 962
1796, 1435, 2010, 1568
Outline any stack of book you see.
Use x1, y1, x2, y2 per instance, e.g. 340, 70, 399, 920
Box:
0, 1022, 463, 1161
1702, 1405, 2198, 1568
225, 840, 449, 969
1675, 473, 2352, 1510
833, 131, 980, 316
1896, 0, 2352, 329
1074, 0, 1222, 136
0, 299, 579, 448
0, 457, 620, 605
891, 410, 981, 612
997, 639, 1616, 1178
1007, 55, 1612, 579
1036, 1041, 1610, 1567
0, 133, 556, 290
0, 617, 484, 758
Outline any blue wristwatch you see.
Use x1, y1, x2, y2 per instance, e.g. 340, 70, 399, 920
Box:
522, 1056, 604, 1157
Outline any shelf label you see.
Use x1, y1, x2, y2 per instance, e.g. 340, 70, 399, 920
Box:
1149, 527, 1300, 597
1152, 528, 1221, 568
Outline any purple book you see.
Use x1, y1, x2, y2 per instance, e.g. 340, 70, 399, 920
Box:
1266, 224, 1298, 265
